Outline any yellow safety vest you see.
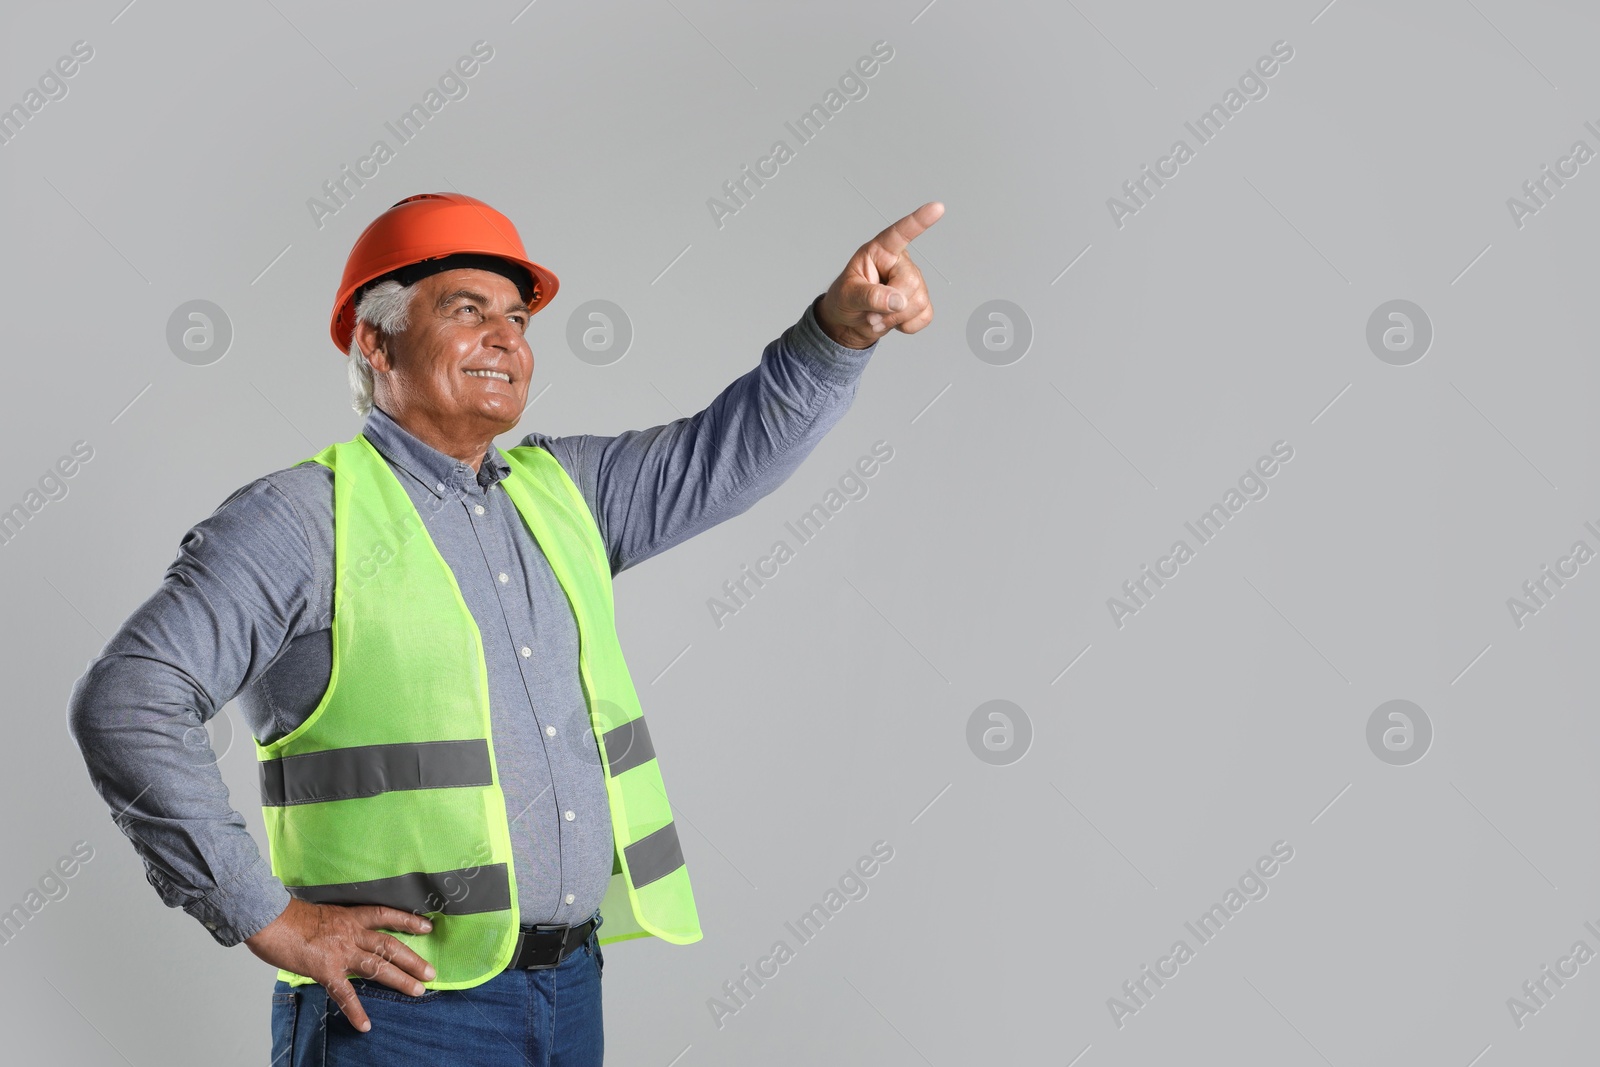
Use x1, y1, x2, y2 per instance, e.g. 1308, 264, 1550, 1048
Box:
253, 431, 701, 990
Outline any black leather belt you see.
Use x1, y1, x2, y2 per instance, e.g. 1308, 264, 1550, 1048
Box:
506, 914, 598, 970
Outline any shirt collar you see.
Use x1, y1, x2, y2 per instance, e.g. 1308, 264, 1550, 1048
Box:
360, 403, 512, 499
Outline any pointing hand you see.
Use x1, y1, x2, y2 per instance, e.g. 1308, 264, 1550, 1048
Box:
815, 201, 944, 350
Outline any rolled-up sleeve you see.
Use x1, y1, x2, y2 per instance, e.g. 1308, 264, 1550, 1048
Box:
528, 295, 878, 574
66, 476, 319, 946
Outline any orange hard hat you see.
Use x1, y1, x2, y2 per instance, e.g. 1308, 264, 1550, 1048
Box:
330, 192, 560, 355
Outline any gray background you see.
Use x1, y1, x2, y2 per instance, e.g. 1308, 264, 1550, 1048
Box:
2, 0, 1596, 1063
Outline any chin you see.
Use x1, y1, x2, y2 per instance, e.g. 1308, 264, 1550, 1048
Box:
480, 402, 523, 427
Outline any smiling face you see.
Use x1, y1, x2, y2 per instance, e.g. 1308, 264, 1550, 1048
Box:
355, 267, 535, 450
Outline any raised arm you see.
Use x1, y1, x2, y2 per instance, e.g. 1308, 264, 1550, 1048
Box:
527, 202, 943, 573
527, 295, 875, 575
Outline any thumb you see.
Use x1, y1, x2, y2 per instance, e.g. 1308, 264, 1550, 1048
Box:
840, 278, 907, 315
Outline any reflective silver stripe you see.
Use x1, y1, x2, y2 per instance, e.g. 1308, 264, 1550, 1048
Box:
260, 739, 493, 807
625, 822, 685, 888
601, 717, 656, 777
286, 863, 512, 916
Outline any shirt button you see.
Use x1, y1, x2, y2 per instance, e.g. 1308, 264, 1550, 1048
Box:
565, 893, 575, 905
204, 921, 217, 930
498, 572, 509, 584
545, 725, 556, 736
564, 810, 574, 821
474, 504, 485, 516
520, 646, 531, 658
435, 483, 445, 493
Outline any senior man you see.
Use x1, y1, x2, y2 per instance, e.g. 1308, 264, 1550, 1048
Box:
66, 191, 940, 1065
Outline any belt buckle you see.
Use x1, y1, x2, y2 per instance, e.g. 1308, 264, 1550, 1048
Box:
516, 922, 570, 970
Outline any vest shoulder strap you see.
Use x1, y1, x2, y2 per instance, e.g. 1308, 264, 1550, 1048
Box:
503, 444, 610, 576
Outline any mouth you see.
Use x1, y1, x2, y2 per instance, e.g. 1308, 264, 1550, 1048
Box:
463, 368, 513, 384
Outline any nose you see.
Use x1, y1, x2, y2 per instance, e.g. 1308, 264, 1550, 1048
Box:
484, 314, 516, 346
480, 314, 530, 358
481, 314, 533, 377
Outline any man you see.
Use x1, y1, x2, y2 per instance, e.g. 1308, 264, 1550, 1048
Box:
66, 191, 941, 1065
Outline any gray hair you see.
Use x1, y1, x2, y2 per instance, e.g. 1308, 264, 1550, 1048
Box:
348, 279, 417, 417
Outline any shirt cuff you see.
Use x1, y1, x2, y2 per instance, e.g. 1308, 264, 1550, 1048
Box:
179, 854, 291, 947
790, 294, 878, 387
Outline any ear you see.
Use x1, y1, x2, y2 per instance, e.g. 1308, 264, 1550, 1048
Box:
353, 319, 393, 371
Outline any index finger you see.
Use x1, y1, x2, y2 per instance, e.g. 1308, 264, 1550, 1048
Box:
362, 906, 434, 935
870, 201, 945, 256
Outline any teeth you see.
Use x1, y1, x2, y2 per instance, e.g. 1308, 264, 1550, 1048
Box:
464, 369, 511, 382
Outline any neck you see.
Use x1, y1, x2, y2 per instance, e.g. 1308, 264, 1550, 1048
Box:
377, 403, 496, 472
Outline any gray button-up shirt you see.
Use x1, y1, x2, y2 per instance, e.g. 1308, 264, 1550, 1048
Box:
66, 298, 873, 947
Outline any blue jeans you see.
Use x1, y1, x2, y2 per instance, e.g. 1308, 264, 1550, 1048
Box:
271, 914, 605, 1066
